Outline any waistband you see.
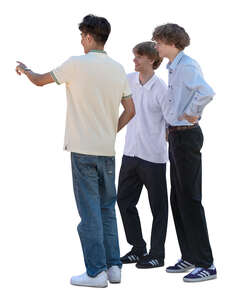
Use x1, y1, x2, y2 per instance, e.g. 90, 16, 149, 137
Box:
168, 123, 199, 133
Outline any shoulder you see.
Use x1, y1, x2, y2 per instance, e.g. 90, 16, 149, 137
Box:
64, 55, 86, 66
127, 72, 137, 80
153, 76, 167, 92
126, 72, 138, 86
104, 56, 125, 70
180, 54, 201, 71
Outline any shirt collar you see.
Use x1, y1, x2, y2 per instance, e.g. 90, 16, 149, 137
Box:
166, 51, 184, 71
135, 72, 157, 90
88, 49, 107, 54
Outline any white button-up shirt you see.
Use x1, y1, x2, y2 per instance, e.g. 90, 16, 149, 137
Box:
123, 72, 168, 164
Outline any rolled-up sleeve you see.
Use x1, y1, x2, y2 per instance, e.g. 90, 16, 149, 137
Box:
122, 74, 132, 99
50, 57, 74, 85
182, 65, 215, 116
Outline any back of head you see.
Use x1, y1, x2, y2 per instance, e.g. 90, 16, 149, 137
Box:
78, 14, 111, 45
152, 23, 190, 50
133, 41, 163, 69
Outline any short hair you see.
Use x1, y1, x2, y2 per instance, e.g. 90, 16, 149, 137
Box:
78, 14, 111, 45
133, 41, 163, 70
152, 23, 190, 50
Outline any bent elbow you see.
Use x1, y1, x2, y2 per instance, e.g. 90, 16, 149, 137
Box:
130, 109, 136, 119
35, 81, 44, 87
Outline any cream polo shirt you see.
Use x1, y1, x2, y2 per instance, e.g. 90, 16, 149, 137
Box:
51, 50, 131, 156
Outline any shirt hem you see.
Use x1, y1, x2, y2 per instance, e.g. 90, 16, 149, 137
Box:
123, 153, 168, 164
64, 147, 115, 157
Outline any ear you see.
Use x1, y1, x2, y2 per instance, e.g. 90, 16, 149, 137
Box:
149, 59, 155, 65
86, 34, 93, 43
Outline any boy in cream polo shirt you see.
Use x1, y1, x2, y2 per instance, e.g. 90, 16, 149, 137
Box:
16, 14, 135, 288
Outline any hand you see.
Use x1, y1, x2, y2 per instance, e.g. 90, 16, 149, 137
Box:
16, 61, 27, 75
178, 113, 199, 124
165, 128, 169, 142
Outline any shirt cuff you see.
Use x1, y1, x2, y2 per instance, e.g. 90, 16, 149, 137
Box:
50, 71, 61, 85
122, 94, 132, 99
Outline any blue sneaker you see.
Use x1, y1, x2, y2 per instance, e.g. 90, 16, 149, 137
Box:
166, 259, 195, 273
183, 266, 217, 282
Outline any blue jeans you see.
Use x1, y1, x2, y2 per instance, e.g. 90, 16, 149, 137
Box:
71, 152, 122, 277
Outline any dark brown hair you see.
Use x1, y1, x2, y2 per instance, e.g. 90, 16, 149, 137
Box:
152, 23, 190, 50
133, 41, 163, 70
78, 14, 111, 45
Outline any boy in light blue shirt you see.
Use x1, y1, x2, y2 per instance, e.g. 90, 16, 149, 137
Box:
152, 23, 217, 282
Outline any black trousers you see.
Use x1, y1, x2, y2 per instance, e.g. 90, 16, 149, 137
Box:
117, 156, 168, 260
168, 125, 213, 268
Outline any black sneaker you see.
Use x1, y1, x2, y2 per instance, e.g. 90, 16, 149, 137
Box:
136, 254, 164, 269
120, 250, 147, 264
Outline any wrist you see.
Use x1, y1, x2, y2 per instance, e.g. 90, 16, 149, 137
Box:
23, 68, 31, 74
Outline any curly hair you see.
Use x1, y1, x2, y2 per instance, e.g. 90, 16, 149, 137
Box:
133, 41, 163, 70
152, 23, 190, 50
78, 14, 111, 45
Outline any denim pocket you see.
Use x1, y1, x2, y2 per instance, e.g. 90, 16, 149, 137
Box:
72, 153, 97, 178
105, 157, 115, 175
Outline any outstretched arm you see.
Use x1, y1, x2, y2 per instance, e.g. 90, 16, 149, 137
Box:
16, 61, 54, 86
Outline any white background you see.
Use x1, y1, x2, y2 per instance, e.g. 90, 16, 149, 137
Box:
1, 0, 237, 299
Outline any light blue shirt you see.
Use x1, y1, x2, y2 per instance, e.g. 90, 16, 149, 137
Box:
163, 51, 215, 126
123, 72, 168, 164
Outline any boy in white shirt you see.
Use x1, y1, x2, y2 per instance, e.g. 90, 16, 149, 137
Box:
118, 42, 168, 268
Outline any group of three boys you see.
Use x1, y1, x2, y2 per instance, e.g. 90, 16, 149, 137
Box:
16, 14, 217, 287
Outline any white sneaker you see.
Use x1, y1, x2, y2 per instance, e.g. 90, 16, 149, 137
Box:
70, 271, 108, 288
107, 266, 121, 283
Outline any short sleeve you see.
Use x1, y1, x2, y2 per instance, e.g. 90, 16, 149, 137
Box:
50, 57, 74, 85
156, 79, 168, 107
122, 73, 132, 99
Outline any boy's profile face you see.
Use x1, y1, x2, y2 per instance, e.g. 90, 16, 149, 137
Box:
133, 52, 154, 72
154, 39, 174, 58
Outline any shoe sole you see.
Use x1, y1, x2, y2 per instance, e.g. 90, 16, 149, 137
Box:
183, 274, 217, 282
121, 261, 138, 264
166, 266, 195, 273
71, 281, 108, 288
109, 280, 121, 284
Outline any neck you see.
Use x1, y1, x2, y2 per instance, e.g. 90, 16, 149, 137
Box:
168, 49, 181, 62
139, 69, 154, 85
87, 44, 105, 53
